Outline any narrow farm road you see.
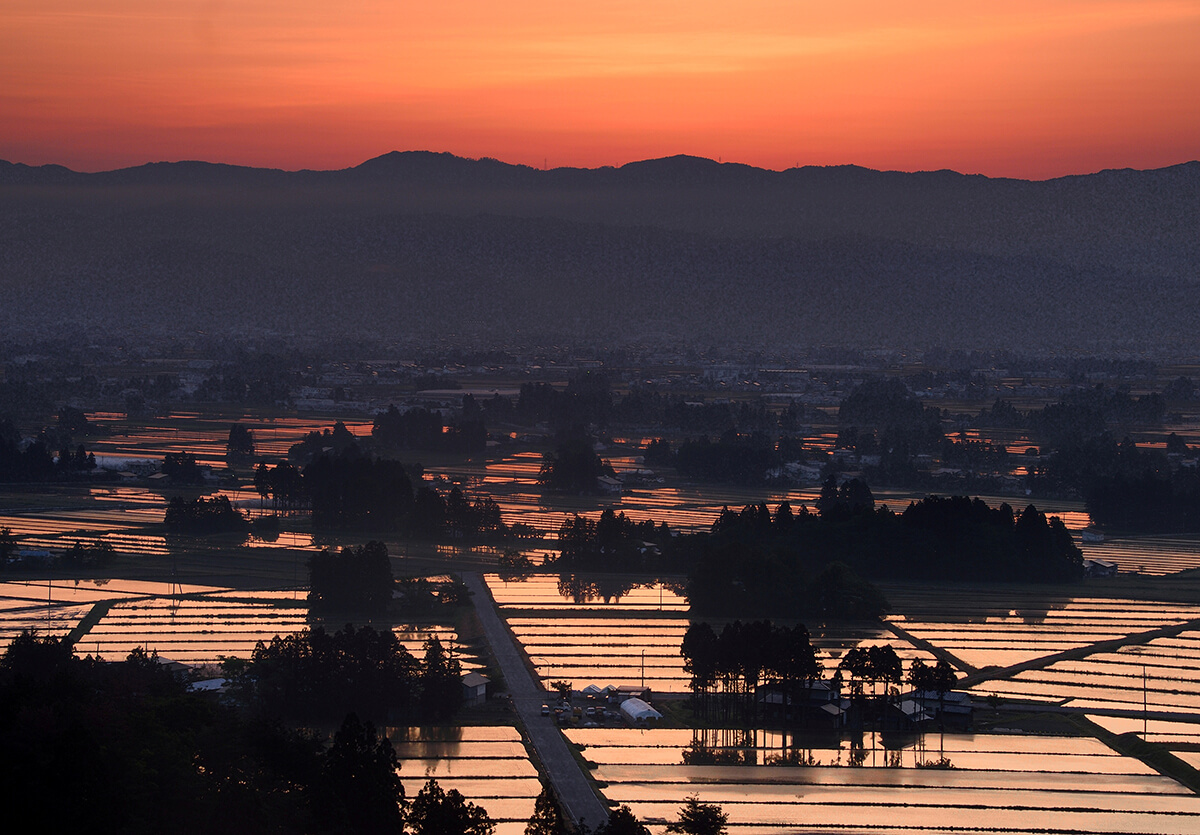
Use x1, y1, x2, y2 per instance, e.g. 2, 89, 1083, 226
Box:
957, 616, 1200, 689
462, 572, 610, 830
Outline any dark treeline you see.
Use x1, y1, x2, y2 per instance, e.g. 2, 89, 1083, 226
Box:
1086, 469, 1200, 532
1025, 386, 1165, 449
256, 453, 515, 538
308, 541, 395, 612
163, 495, 249, 535
550, 509, 672, 571
671, 432, 811, 485
1034, 432, 1200, 530
59, 540, 116, 569
684, 483, 1081, 617
505, 373, 785, 435
828, 382, 1172, 498
225, 625, 462, 724
372, 405, 486, 454
681, 620, 821, 727
536, 485, 1079, 619
0, 418, 97, 482
537, 435, 615, 493
0, 631, 408, 835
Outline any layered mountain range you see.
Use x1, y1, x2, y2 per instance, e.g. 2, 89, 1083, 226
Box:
2, 152, 1197, 351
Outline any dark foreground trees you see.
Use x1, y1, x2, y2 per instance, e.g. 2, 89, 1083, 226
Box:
0, 631, 405, 835
315, 714, 406, 835
408, 778, 495, 835
524, 783, 569, 835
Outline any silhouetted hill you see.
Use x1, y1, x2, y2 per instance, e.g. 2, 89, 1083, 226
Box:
1, 153, 1197, 350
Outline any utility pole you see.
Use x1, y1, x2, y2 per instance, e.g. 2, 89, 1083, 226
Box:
1143, 664, 1148, 737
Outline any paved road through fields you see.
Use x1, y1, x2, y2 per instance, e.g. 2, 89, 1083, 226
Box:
463, 573, 610, 831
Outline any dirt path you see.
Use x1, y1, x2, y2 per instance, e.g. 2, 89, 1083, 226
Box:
958, 616, 1200, 690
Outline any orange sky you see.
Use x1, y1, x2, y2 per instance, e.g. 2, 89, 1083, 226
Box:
2, 0, 1198, 178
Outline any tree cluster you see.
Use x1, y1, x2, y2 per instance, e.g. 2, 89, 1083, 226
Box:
681, 620, 821, 728
226, 422, 255, 457
254, 460, 306, 511
296, 454, 511, 540
674, 432, 781, 485
372, 405, 486, 455
162, 451, 205, 484
308, 541, 394, 612
837, 379, 945, 456
538, 436, 614, 493
288, 421, 361, 465
685, 493, 1082, 618
227, 625, 462, 724
59, 540, 116, 569
551, 509, 671, 571
0, 419, 97, 482
164, 495, 249, 535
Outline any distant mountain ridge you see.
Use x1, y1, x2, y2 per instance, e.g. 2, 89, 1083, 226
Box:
2, 152, 1197, 350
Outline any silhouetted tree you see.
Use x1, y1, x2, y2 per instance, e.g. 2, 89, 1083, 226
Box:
226, 423, 255, 457
596, 806, 651, 835
666, 796, 728, 835
524, 784, 568, 835
538, 435, 613, 493
313, 714, 405, 835
408, 779, 494, 835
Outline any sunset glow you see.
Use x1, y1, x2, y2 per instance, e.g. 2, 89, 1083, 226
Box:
2, 0, 1198, 177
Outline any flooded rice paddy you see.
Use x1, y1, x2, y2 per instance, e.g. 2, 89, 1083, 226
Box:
0, 579, 475, 670
488, 575, 936, 692
885, 586, 1200, 672
1087, 714, 1200, 745
570, 729, 1200, 834
389, 726, 539, 835
979, 631, 1200, 713
8, 424, 1200, 827
83, 412, 374, 468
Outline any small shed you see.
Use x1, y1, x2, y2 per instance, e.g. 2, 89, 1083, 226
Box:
619, 697, 663, 726
1084, 558, 1118, 578
612, 684, 651, 704
461, 672, 490, 706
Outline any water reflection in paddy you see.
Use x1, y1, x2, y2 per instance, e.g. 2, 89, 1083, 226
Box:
490, 575, 933, 691
388, 725, 538, 834
84, 412, 374, 468
979, 630, 1200, 713
573, 730, 1199, 834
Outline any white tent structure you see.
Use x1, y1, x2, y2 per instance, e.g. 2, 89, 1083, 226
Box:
619, 697, 663, 725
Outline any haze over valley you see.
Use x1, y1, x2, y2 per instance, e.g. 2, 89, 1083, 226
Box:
4, 152, 1197, 352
